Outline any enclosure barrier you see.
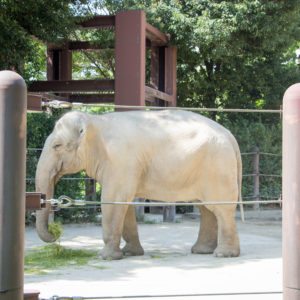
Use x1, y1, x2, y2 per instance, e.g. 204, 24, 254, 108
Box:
27, 148, 282, 210
0, 80, 281, 299
39, 99, 282, 113
0, 71, 26, 300
283, 83, 300, 299
45, 291, 283, 300
48, 195, 282, 209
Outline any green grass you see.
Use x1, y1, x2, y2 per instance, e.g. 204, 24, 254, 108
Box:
25, 244, 99, 275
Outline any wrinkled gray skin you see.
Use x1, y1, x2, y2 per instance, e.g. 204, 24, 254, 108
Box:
36, 110, 241, 260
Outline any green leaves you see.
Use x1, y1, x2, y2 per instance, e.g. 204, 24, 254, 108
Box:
25, 244, 99, 275
0, 0, 84, 77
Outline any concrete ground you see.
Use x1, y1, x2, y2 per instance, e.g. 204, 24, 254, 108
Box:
24, 210, 282, 300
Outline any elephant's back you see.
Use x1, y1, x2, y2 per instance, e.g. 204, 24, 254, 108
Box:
101, 109, 229, 140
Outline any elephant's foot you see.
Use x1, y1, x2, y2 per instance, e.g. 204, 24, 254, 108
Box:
122, 242, 144, 256
101, 245, 123, 260
191, 242, 216, 254
213, 245, 240, 258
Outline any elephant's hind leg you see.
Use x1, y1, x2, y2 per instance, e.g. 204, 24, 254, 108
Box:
191, 205, 218, 254
122, 206, 144, 256
213, 206, 240, 257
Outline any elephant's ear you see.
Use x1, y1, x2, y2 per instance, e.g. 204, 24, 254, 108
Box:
77, 115, 96, 145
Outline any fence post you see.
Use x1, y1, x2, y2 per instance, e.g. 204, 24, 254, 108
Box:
0, 71, 26, 300
135, 198, 145, 222
252, 146, 260, 210
283, 83, 300, 299
85, 178, 96, 201
163, 205, 176, 222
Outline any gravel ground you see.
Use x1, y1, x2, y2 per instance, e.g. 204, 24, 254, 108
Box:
24, 211, 282, 300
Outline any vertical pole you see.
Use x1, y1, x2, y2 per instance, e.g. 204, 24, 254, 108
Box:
115, 10, 146, 107
85, 178, 96, 202
47, 48, 72, 81
164, 46, 177, 107
59, 49, 72, 81
253, 147, 260, 210
150, 47, 159, 90
135, 198, 145, 222
0, 71, 26, 300
283, 83, 300, 299
115, 10, 146, 218
47, 49, 58, 80
163, 206, 176, 223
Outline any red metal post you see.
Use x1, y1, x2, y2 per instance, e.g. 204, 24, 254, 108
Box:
283, 83, 300, 299
150, 46, 159, 90
164, 46, 177, 107
46, 49, 55, 80
0, 71, 26, 300
115, 10, 146, 107
59, 49, 72, 81
47, 48, 72, 81
23, 290, 40, 300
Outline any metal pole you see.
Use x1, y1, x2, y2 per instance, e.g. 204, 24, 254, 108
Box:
115, 10, 146, 108
0, 71, 26, 300
252, 146, 260, 210
283, 83, 300, 299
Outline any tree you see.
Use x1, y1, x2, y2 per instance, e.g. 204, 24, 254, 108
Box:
101, 0, 300, 111
0, 0, 86, 80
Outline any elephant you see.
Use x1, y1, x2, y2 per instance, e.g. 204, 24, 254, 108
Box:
35, 109, 241, 260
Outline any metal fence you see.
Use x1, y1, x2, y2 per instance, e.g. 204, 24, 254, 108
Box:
26, 146, 282, 222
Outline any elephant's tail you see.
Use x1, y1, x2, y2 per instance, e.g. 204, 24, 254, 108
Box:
228, 131, 244, 221
236, 144, 244, 221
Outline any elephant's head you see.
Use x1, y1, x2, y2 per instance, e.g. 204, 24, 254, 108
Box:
35, 111, 93, 242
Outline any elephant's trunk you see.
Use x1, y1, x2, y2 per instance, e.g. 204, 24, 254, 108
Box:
35, 147, 58, 243
35, 203, 56, 243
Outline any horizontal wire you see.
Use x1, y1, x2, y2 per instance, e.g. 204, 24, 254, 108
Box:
48, 196, 282, 208
26, 148, 282, 157
242, 173, 281, 178
46, 290, 282, 300
26, 173, 283, 181
42, 101, 282, 114
26, 177, 93, 181
96, 200, 282, 206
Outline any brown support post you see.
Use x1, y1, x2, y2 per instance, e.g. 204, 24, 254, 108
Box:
115, 10, 146, 107
85, 178, 96, 202
252, 147, 260, 210
47, 49, 54, 80
0, 71, 26, 300
59, 49, 72, 81
115, 10, 146, 218
23, 290, 40, 300
47, 48, 72, 99
157, 46, 176, 222
150, 47, 159, 90
164, 46, 177, 107
47, 48, 72, 81
283, 83, 300, 299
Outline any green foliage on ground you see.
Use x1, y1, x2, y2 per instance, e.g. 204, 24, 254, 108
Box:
25, 244, 99, 275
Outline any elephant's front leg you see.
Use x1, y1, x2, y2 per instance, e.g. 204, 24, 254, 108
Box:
122, 205, 144, 256
101, 203, 129, 260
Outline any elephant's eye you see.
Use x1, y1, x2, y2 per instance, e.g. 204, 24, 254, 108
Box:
53, 143, 62, 150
